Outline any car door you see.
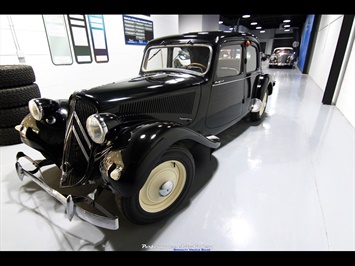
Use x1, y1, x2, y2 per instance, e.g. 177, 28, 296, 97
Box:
206, 41, 245, 129
242, 41, 261, 115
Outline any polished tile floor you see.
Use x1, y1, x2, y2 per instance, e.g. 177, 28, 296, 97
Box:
1, 64, 354, 251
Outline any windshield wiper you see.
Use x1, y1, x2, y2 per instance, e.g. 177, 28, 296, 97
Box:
148, 49, 161, 61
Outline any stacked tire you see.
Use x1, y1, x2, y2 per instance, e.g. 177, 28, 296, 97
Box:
0, 65, 41, 146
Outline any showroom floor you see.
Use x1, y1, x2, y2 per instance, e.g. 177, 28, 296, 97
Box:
1, 63, 354, 251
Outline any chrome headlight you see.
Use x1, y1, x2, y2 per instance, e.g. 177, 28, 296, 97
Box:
86, 114, 108, 144
28, 99, 44, 121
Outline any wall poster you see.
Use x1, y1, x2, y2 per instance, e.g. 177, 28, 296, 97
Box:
123, 15, 153, 45
67, 14, 92, 64
87, 15, 109, 63
42, 15, 73, 65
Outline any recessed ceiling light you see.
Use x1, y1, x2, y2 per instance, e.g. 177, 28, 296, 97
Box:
242, 15, 250, 18
284, 29, 290, 31
256, 26, 262, 29
219, 21, 223, 24
283, 19, 291, 23
251, 22, 257, 25
260, 30, 265, 33
284, 24, 291, 28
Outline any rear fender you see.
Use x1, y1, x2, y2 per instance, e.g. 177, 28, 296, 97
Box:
253, 73, 273, 99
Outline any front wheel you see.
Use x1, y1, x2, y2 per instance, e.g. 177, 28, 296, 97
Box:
117, 145, 195, 224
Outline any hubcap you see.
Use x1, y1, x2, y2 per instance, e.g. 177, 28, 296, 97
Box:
159, 180, 174, 197
139, 160, 186, 213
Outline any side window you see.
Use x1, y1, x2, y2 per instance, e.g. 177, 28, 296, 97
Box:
216, 44, 242, 78
246, 44, 258, 72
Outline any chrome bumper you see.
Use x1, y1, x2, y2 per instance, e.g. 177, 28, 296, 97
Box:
15, 152, 119, 230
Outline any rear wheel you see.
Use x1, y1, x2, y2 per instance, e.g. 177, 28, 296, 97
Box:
117, 145, 195, 224
250, 88, 269, 122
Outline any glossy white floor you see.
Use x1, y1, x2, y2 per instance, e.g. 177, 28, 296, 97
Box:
1, 64, 354, 251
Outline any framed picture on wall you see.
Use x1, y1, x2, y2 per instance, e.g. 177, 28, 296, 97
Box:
67, 14, 93, 64
123, 15, 153, 45
88, 14, 109, 63
42, 15, 73, 65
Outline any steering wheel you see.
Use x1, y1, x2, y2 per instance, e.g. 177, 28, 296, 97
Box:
186, 63, 207, 70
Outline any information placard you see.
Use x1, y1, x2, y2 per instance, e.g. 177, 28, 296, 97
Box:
42, 15, 73, 65
123, 15, 153, 45
67, 14, 92, 64
88, 15, 109, 63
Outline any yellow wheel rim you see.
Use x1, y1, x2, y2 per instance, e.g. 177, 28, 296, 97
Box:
139, 160, 186, 213
259, 91, 268, 116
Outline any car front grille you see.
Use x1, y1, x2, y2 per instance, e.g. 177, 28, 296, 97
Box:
60, 97, 98, 187
278, 54, 289, 63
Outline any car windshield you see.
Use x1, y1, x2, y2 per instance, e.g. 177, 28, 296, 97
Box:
141, 44, 212, 75
274, 48, 294, 54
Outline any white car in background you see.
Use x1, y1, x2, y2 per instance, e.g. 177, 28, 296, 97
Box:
269, 47, 296, 68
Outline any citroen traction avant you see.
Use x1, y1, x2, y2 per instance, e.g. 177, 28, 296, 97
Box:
15, 31, 275, 230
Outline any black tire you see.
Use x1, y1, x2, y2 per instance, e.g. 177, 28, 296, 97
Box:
117, 145, 195, 224
0, 126, 21, 146
0, 83, 41, 108
0, 64, 36, 89
250, 88, 269, 122
0, 105, 29, 128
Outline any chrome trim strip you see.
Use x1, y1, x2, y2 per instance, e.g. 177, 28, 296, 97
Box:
63, 108, 75, 145
213, 77, 245, 86
73, 111, 92, 149
72, 126, 89, 162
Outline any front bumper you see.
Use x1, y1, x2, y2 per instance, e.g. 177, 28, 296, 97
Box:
15, 151, 119, 230
269, 62, 294, 67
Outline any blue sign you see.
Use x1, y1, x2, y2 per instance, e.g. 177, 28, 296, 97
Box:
123, 15, 153, 45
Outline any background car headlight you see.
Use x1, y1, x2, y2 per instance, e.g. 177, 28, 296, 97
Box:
86, 114, 108, 144
28, 99, 43, 121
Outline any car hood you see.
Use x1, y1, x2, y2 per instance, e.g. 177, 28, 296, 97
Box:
76, 72, 204, 112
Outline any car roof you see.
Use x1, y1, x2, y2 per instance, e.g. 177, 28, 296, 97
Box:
147, 30, 259, 46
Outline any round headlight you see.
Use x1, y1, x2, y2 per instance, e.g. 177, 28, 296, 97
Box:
28, 99, 43, 121
86, 114, 108, 144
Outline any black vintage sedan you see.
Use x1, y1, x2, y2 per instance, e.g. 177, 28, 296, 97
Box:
15, 31, 275, 230
269, 47, 296, 68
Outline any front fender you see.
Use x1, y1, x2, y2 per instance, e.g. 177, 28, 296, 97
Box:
17, 114, 66, 166
104, 121, 220, 197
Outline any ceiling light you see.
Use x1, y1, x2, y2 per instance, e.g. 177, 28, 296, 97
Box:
219, 21, 223, 24
283, 19, 291, 23
284, 24, 291, 28
284, 29, 290, 31
260, 30, 265, 33
242, 15, 250, 18
250, 22, 257, 25
256, 26, 262, 29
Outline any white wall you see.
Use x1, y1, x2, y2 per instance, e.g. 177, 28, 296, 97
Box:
0, 14, 179, 100
179, 15, 203, 33
308, 15, 344, 92
307, 14, 355, 127
334, 21, 355, 127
